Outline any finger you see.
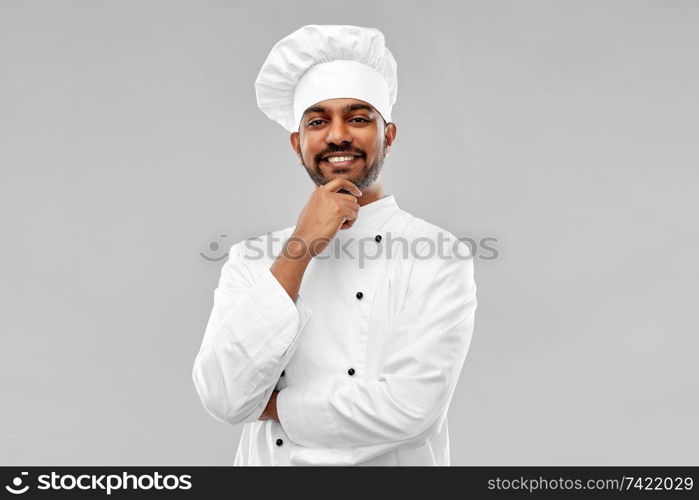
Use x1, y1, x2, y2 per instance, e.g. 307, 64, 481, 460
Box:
342, 201, 360, 213
324, 178, 362, 197
340, 215, 357, 230
333, 192, 358, 204
342, 207, 359, 221
335, 198, 361, 211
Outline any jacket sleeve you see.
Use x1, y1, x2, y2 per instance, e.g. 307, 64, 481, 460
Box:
276, 239, 477, 464
192, 240, 313, 425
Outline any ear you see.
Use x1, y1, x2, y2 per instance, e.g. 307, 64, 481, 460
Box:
290, 132, 301, 158
384, 122, 397, 150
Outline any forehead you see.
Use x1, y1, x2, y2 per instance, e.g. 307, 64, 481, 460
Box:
303, 98, 377, 115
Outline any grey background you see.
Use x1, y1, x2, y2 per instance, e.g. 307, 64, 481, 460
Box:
1, 0, 697, 465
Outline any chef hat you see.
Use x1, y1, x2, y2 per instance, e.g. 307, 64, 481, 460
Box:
255, 24, 398, 133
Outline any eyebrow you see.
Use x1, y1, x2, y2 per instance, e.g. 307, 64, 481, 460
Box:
303, 103, 375, 118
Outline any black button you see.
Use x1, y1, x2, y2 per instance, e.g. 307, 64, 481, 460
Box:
276, 438, 283, 446
347, 368, 355, 376
356, 291, 363, 300
375, 234, 382, 242
280, 370, 285, 377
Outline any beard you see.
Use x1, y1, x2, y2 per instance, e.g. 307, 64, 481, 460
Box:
300, 138, 388, 192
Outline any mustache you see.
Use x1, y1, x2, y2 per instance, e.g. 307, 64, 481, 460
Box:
315, 145, 366, 163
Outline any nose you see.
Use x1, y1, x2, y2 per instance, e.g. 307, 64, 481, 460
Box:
325, 118, 353, 146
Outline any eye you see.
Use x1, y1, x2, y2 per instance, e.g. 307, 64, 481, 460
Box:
308, 119, 325, 127
350, 117, 370, 123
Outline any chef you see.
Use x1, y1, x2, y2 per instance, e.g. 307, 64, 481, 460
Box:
192, 24, 477, 466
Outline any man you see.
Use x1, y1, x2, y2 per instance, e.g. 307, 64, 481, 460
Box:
192, 24, 477, 466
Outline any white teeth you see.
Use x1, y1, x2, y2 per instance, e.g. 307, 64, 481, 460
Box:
326, 156, 356, 163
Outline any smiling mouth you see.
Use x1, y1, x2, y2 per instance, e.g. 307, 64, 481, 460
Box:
321, 156, 363, 168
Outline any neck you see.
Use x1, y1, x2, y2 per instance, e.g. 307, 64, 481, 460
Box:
357, 183, 385, 207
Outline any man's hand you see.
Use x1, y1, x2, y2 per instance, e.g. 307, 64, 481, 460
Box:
292, 178, 362, 257
259, 390, 280, 422
270, 178, 361, 302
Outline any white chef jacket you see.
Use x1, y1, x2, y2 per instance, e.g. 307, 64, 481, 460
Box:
192, 194, 477, 465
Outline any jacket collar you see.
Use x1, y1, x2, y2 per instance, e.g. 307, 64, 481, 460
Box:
344, 194, 400, 232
